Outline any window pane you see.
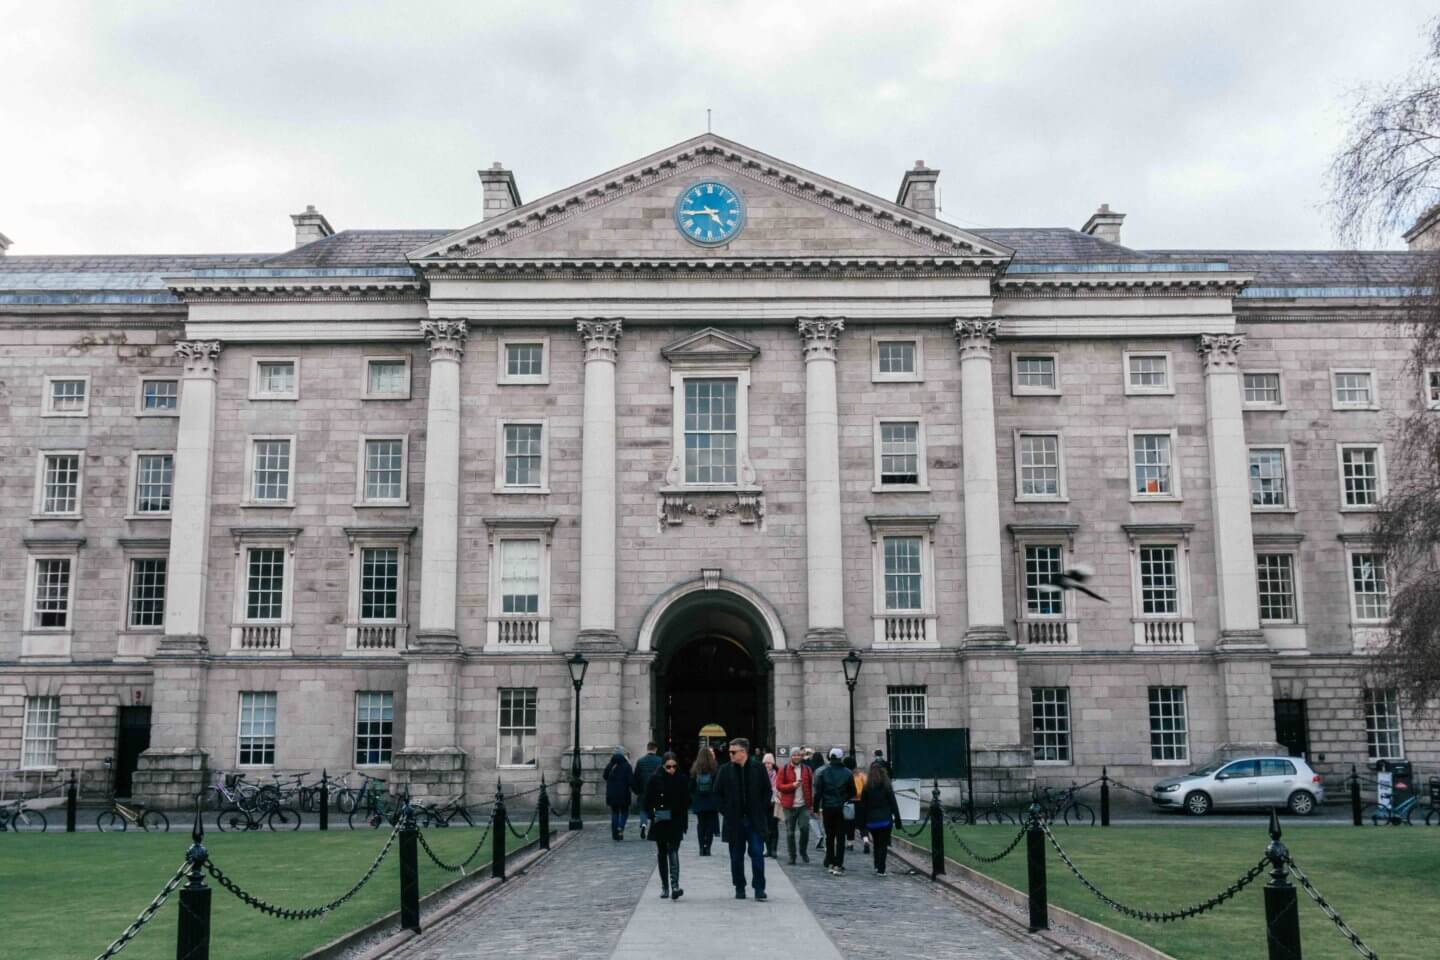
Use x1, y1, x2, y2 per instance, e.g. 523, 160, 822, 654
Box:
33, 558, 72, 628
238, 692, 277, 766
1341, 447, 1379, 506
252, 440, 291, 502
135, 454, 174, 513
1128, 355, 1168, 388
360, 548, 399, 621
49, 379, 87, 412
498, 688, 538, 766
246, 549, 285, 620
129, 558, 167, 628
883, 536, 923, 610
1148, 687, 1189, 761
142, 379, 179, 410
1248, 449, 1286, 507
364, 439, 404, 500
1334, 372, 1373, 405
354, 691, 394, 765
1255, 553, 1296, 622
1032, 687, 1071, 762
503, 424, 544, 487
1019, 435, 1060, 496
366, 360, 406, 395
22, 696, 60, 768
1015, 356, 1056, 388
500, 540, 541, 614
877, 341, 916, 375
684, 379, 738, 484
42, 454, 80, 514
886, 686, 927, 729
1364, 689, 1403, 760
1351, 553, 1390, 620
1139, 546, 1179, 615
1243, 373, 1281, 405
879, 421, 919, 484
1429, 370, 1440, 405
505, 343, 545, 377
1024, 545, 1064, 615
1133, 435, 1172, 495
257, 361, 295, 395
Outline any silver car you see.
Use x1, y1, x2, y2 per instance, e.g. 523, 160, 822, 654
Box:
1152, 756, 1325, 816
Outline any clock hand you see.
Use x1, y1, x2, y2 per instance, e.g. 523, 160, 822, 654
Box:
681, 207, 719, 218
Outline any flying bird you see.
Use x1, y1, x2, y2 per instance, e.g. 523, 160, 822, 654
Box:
1036, 563, 1109, 603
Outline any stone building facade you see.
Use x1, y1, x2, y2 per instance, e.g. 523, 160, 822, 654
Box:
1, 134, 1435, 807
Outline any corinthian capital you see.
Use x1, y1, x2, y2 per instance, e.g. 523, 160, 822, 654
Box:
421, 319, 469, 362
1197, 333, 1244, 373
173, 339, 223, 378
577, 318, 623, 363
953, 318, 998, 360
797, 318, 845, 362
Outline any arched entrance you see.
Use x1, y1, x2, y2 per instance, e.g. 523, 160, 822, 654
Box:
642, 579, 782, 768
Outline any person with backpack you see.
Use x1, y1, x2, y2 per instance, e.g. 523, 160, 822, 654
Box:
644, 751, 690, 900
812, 747, 857, 876
603, 747, 634, 841
775, 748, 813, 864
858, 761, 903, 875
689, 746, 720, 855
632, 741, 663, 839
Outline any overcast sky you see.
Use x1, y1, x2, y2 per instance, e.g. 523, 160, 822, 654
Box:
1, 1, 1435, 255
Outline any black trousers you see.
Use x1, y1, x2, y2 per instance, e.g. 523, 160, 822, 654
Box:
656, 839, 680, 888
822, 809, 846, 867
870, 825, 892, 872
695, 810, 719, 853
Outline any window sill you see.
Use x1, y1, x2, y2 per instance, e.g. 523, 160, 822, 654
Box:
124, 513, 172, 521
1340, 505, 1380, 513
1015, 496, 1070, 504
239, 502, 296, 510
248, 394, 298, 402
493, 488, 550, 496
1124, 388, 1176, 397
1331, 404, 1380, 412
352, 501, 411, 509
1128, 495, 1182, 504
1251, 507, 1297, 515
497, 377, 550, 387
361, 393, 412, 401
1243, 405, 1287, 412
135, 410, 180, 418
871, 484, 930, 494
1033, 760, 1074, 767
660, 483, 763, 495
1151, 759, 1192, 767
498, 764, 541, 771
1012, 387, 1061, 397
872, 374, 924, 384
29, 514, 83, 522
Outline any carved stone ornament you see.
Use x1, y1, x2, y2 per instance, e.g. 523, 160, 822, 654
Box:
953, 318, 998, 360
421, 319, 469, 362
657, 489, 765, 531
577, 318, 623, 363
1197, 333, 1245, 373
173, 339, 223, 378
797, 318, 845, 362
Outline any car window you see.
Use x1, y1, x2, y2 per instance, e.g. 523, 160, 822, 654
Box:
1188, 762, 1222, 777
1219, 760, 1259, 778
1260, 759, 1297, 777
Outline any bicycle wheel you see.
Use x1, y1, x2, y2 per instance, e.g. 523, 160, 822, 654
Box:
267, 805, 303, 831
1064, 802, 1096, 827
984, 808, 1015, 825
141, 810, 170, 833
1426, 805, 1440, 826
336, 789, 358, 814
14, 808, 47, 832
348, 806, 377, 830
452, 806, 475, 828
97, 810, 126, 832
216, 809, 252, 832
1363, 803, 1391, 826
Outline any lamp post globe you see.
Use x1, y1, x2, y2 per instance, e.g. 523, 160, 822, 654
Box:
567, 652, 589, 830
842, 650, 863, 761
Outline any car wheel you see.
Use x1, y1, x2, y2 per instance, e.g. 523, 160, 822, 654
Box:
1184, 791, 1212, 816
1286, 791, 1316, 816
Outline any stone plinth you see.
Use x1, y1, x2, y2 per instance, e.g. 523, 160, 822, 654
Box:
131, 748, 209, 810
391, 747, 467, 803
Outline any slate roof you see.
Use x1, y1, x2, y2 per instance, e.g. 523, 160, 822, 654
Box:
260, 230, 451, 267
1143, 249, 1425, 287
972, 227, 1154, 263
0, 253, 273, 304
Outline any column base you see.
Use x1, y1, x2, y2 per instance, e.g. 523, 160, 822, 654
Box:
576, 629, 624, 652
391, 748, 467, 802
132, 748, 209, 809
157, 634, 210, 657
800, 628, 849, 651
1217, 629, 1269, 652
961, 626, 1013, 649
411, 629, 462, 655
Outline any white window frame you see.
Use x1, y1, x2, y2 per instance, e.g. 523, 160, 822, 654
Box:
127, 450, 175, 518
355, 435, 409, 506
1254, 550, 1301, 625
1241, 370, 1285, 410
1363, 689, 1404, 761
483, 518, 556, 652
1337, 443, 1386, 512
33, 450, 84, 519
354, 690, 396, 767
236, 691, 278, 767
244, 436, 297, 507
22, 542, 82, 661
117, 538, 168, 660
1010, 352, 1060, 396
249, 357, 299, 401
497, 687, 540, 768
1425, 368, 1440, 411
21, 695, 61, 769
125, 554, 169, 633
1330, 368, 1379, 411
1345, 547, 1391, 624
229, 529, 299, 653
866, 514, 939, 648
666, 370, 757, 490
1129, 429, 1182, 502
886, 686, 929, 729
1010, 522, 1080, 647
495, 419, 550, 494
1247, 445, 1294, 512
872, 417, 928, 492
497, 337, 551, 386
870, 336, 923, 383
136, 377, 181, 417
1123, 351, 1174, 396
361, 355, 412, 400
42, 375, 91, 418
1125, 524, 1195, 649
1014, 430, 1068, 501
1148, 686, 1190, 764
344, 527, 413, 653
1031, 687, 1072, 765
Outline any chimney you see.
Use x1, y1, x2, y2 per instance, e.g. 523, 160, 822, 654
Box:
0, 232, 11, 256
896, 161, 940, 219
1404, 203, 1440, 250
290, 205, 334, 249
479, 162, 522, 219
1081, 204, 1125, 244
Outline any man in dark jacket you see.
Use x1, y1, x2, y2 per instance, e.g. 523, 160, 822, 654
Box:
812, 747, 857, 875
714, 737, 771, 900
632, 742, 663, 839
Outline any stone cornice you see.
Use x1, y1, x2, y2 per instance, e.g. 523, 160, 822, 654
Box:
165, 276, 425, 304
417, 256, 1001, 280
996, 273, 1252, 298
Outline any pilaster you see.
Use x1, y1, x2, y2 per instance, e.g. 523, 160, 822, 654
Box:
577, 319, 624, 651
798, 318, 848, 649
954, 319, 1009, 646
416, 319, 468, 648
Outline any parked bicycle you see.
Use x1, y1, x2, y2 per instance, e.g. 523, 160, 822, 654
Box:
348, 775, 400, 829
1038, 783, 1096, 826
0, 798, 47, 832
211, 773, 303, 831
97, 791, 169, 833
338, 772, 387, 818
1365, 793, 1421, 825
415, 795, 475, 829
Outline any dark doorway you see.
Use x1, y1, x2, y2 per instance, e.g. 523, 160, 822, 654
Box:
1274, 699, 1309, 759
115, 706, 152, 798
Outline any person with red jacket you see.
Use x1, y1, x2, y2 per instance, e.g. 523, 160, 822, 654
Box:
775, 749, 814, 864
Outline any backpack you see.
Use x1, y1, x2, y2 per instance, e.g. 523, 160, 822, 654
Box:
695, 772, 714, 795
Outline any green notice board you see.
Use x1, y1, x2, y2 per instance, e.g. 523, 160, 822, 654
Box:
887, 728, 970, 780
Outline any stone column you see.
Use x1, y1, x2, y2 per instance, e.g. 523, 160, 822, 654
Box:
1198, 333, 1281, 753
798, 318, 847, 648
393, 319, 469, 801
134, 339, 222, 807
954, 319, 1008, 644
577, 319, 623, 650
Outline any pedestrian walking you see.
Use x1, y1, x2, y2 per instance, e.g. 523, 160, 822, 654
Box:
803, 747, 825, 853
762, 752, 781, 859
775, 748, 813, 864
858, 762, 902, 875
844, 756, 868, 852
603, 747, 634, 841
714, 737, 771, 901
689, 745, 720, 855
632, 741, 663, 840
813, 747, 857, 876
871, 748, 891, 774
644, 751, 691, 900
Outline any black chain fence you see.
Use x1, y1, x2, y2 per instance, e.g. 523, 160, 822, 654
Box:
946, 821, 1029, 863
1287, 859, 1381, 959
90, 862, 189, 960
417, 817, 494, 874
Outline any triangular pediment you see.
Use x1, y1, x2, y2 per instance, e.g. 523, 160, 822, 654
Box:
411, 134, 1012, 265
660, 327, 760, 363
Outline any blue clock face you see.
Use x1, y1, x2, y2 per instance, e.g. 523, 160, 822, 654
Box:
675, 180, 745, 246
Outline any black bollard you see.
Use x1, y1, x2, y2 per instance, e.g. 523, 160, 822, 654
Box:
318, 770, 329, 832
176, 796, 211, 960
65, 770, 77, 833
1263, 811, 1302, 959
1100, 767, 1111, 827
1025, 802, 1048, 932
929, 779, 945, 879
1350, 765, 1362, 827
492, 785, 508, 881
539, 776, 551, 851
399, 796, 420, 934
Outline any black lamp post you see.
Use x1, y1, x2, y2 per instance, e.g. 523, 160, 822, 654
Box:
567, 651, 589, 831
842, 650, 863, 760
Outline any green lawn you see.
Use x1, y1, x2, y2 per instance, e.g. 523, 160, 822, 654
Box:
3, 824, 536, 960
931, 823, 1438, 960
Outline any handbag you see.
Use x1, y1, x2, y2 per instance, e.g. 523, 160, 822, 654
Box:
771, 799, 784, 820
842, 801, 856, 821
654, 809, 673, 822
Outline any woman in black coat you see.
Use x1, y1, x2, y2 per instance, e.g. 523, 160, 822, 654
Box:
643, 751, 691, 899
603, 749, 634, 841
858, 762, 903, 875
